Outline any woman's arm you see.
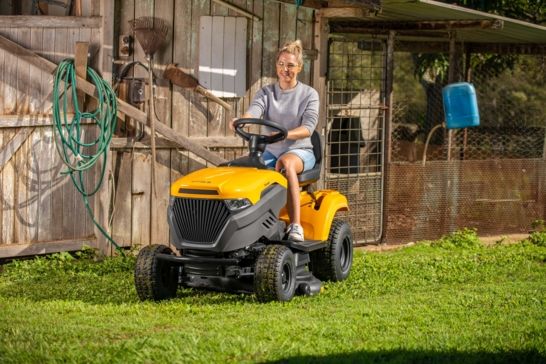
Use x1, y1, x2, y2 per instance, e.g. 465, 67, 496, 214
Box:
286, 125, 311, 140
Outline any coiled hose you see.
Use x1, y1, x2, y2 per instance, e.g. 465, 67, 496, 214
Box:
52, 58, 123, 254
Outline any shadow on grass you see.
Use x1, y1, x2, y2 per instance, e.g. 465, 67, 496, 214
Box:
267, 349, 546, 364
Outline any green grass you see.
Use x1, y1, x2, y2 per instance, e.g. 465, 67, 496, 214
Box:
0, 233, 545, 363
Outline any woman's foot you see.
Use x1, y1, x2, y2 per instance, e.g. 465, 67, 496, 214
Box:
287, 223, 304, 242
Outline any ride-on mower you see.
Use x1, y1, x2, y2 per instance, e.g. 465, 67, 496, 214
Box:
134, 118, 353, 302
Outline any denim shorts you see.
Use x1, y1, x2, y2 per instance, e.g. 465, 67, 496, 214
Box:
262, 149, 316, 172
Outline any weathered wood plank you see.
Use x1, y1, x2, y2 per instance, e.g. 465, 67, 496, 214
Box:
36, 129, 57, 242
29, 28, 43, 113
279, 2, 297, 48
3, 28, 17, 114
41, 26, 55, 112
50, 27, 68, 241
111, 152, 132, 247
14, 130, 30, 243
229, 0, 249, 122
27, 128, 41, 242
16, 27, 31, 115
190, 0, 212, 171
0, 16, 102, 29
152, 0, 175, 246
248, 0, 264, 112
296, 6, 314, 85
262, 0, 279, 86
131, 151, 151, 247
0, 238, 96, 258
171, 0, 193, 182
1, 128, 15, 244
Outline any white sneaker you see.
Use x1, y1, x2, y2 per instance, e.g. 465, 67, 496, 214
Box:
288, 223, 304, 242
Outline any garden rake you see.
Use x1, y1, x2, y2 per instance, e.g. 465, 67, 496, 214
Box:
130, 16, 169, 196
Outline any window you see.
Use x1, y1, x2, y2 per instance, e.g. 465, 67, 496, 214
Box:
199, 16, 247, 98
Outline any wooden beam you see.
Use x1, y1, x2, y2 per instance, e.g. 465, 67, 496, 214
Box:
321, 7, 368, 19
0, 128, 33, 171
356, 40, 546, 55
211, 0, 261, 21
330, 19, 504, 31
0, 34, 227, 166
466, 43, 546, 55
330, 24, 449, 38
271, 0, 324, 9
0, 238, 96, 258
328, 0, 381, 10
111, 136, 244, 149
0, 16, 102, 28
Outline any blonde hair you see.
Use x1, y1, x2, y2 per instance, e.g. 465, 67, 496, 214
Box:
277, 40, 303, 66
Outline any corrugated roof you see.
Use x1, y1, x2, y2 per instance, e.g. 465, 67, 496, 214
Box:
330, 0, 546, 44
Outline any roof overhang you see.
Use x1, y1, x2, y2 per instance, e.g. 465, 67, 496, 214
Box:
325, 0, 546, 51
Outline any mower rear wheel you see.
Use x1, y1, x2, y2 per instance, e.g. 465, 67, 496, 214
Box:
135, 244, 178, 301
254, 245, 296, 302
310, 219, 353, 282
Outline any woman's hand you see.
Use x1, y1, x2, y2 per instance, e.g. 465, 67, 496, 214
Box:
229, 118, 238, 132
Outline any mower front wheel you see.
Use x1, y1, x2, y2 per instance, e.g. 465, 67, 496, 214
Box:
254, 245, 296, 302
135, 244, 179, 301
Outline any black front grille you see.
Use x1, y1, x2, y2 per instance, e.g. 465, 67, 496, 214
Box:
171, 198, 231, 243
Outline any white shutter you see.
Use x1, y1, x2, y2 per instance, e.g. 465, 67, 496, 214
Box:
199, 16, 247, 98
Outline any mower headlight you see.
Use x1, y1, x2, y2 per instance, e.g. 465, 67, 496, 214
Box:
224, 198, 252, 211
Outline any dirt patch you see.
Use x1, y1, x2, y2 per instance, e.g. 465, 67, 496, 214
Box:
358, 233, 530, 252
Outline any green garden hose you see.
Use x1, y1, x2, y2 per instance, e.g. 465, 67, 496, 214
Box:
52, 58, 123, 254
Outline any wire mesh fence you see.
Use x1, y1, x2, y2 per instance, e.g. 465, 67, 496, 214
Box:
387, 44, 546, 243
391, 51, 546, 163
324, 37, 545, 245
325, 39, 386, 244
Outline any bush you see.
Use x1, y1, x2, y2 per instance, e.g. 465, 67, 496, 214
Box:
431, 228, 481, 249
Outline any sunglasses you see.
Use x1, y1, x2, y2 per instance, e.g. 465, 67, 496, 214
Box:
276, 61, 299, 70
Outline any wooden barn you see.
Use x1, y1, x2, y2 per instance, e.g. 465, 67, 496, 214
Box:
0, 0, 545, 258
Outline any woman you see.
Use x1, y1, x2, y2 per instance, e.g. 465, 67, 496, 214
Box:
230, 40, 319, 242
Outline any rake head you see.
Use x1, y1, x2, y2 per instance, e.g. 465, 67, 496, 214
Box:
130, 16, 169, 57
163, 64, 199, 89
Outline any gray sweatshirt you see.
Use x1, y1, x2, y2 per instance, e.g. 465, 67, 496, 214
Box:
246, 82, 319, 158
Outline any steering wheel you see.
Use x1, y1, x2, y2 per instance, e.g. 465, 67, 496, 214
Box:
233, 118, 288, 144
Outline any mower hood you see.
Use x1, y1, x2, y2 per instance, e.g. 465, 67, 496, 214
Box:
170, 167, 287, 204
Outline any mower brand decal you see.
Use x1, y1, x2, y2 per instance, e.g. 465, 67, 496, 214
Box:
178, 188, 219, 195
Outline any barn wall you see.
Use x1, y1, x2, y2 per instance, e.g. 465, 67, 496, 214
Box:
0, 1, 316, 256
0, 19, 102, 256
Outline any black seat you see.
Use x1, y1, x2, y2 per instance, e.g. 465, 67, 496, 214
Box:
297, 131, 322, 186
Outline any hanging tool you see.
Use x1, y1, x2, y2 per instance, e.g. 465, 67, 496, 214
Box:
163, 64, 232, 111
130, 16, 169, 196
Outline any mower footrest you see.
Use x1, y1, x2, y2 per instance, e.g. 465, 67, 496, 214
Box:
284, 240, 325, 252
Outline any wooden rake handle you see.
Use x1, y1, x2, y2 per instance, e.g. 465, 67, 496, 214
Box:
194, 85, 232, 111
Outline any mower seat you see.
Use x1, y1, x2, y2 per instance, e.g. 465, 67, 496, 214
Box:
297, 131, 322, 186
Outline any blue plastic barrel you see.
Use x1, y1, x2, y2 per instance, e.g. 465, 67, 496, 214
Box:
442, 82, 480, 129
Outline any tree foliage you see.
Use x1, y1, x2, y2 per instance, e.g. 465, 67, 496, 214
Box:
451, 0, 546, 24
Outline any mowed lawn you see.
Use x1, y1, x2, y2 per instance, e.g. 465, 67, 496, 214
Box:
0, 230, 545, 363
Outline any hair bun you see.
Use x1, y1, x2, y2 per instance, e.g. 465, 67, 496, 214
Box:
278, 39, 304, 65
